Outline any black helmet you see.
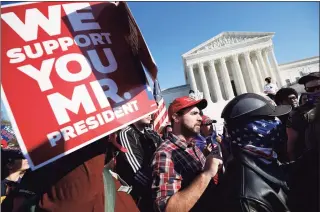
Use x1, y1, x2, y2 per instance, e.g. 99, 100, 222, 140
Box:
298, 72, 320, 85
221, 93, 292, 122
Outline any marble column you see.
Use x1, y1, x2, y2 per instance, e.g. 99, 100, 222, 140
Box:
219, 57, 234, 100
256, 49, 269, 80
207, 60, 223, 102
187, 65, 197, 92
243, 52, 260, 93
231, 54, 247, 94
198, 62, 211, 101
262, 48, 276, 82
268, 46, 284, 87
252, 56, 264, 91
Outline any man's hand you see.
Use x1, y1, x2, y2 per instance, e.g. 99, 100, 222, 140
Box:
165, 154, 223, 212
203, 154, 223, 178
203, 143, 212, 156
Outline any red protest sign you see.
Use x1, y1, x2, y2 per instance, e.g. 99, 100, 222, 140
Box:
1, 1, 158, 170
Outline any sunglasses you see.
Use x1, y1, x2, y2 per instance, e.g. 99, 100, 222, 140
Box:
201, 122, 213, 127
305, 85, 320, 93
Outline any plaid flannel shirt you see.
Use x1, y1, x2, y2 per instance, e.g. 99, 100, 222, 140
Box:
151, 133, 206, 212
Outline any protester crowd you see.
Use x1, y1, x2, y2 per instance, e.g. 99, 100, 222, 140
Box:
1, 72, 319, 212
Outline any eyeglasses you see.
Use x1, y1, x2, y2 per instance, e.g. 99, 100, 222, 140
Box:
288, 96, 297, 100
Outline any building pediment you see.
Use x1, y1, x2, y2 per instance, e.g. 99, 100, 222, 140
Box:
182, 31, 274, 57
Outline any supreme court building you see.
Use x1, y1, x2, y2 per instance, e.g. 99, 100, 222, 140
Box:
163, 31, 319, 125
183, 31, 284, 103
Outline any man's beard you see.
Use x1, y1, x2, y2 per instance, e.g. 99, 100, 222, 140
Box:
181, 122, 201, 137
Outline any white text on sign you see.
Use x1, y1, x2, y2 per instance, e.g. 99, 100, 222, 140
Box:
2, 3, 137, 146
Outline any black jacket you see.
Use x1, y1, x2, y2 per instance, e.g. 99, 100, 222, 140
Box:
217, 149, 290, 212
287, 148, 319, 212
115, 125, 162, 211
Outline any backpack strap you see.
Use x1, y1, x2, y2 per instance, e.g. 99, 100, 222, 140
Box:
103, 167, 116, 212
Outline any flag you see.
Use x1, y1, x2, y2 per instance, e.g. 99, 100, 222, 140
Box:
153, 79, 169, 132
1, 124, 15, 142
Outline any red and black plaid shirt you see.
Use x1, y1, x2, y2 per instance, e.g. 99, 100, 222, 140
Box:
151, 133, 206, 212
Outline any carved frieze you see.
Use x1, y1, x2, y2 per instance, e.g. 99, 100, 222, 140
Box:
194, 35, 261, 54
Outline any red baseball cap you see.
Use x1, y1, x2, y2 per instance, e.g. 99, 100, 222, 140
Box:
202, 115, 217, 125
1, 139, 8, 148
168, 96, 207, 118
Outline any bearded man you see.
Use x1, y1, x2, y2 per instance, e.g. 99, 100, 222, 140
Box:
151, 96, 222, 212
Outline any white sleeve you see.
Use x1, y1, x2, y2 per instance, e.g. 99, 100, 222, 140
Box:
271, 84, 278, 94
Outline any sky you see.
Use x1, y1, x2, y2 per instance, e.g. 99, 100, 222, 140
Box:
127, 2, 319, 89
0, 1, 319, 120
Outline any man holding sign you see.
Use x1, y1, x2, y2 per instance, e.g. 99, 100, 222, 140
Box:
1, 1, 158, 211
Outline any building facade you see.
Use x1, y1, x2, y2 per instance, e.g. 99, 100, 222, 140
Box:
162, 31, 319, 123
182, 32, 285, 103
279, 56, 319, 87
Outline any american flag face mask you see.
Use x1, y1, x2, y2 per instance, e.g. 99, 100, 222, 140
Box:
227, 117, 283, 160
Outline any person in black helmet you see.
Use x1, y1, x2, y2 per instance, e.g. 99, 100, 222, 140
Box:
216, 93, 292, 212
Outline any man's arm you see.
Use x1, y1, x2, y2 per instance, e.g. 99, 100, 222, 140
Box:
166, 154, 221, 212
118, 128, 143, 169
118, 128, 151, 186
165, 172, 212, 212
263, 85, 268, 93
152, 151, 221, 212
